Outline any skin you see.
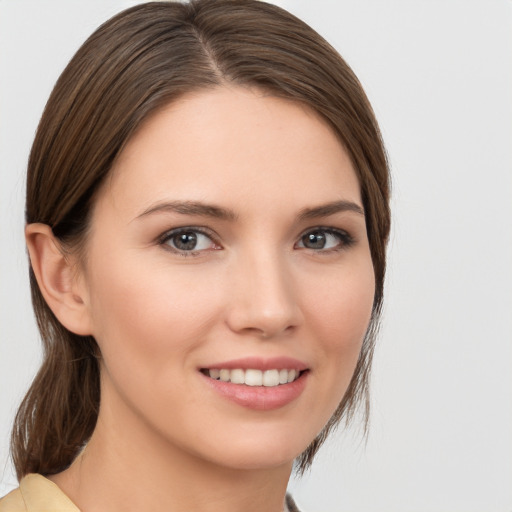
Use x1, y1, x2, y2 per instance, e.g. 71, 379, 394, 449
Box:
28, 86, 375, 512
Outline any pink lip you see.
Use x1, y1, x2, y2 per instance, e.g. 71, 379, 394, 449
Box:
199, 357, 310, 411
201, 372, 308, 411
201, 356, 309, 372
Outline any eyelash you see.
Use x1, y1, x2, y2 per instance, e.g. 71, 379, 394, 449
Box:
158, 227, 220, 257
157, 226, 355, 257
295, 227, 355, 253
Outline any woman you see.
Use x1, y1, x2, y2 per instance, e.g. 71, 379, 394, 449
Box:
0, 1, 390, 511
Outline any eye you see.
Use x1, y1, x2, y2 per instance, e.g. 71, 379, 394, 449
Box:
296, 228, 353, 251
160, 228, 220, 254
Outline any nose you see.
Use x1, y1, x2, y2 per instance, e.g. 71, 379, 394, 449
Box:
225, 249, 303, 339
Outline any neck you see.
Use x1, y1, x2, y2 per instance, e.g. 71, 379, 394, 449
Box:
49, 393, 293, 512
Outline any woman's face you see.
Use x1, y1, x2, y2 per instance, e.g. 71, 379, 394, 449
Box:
79, 86, 375, 470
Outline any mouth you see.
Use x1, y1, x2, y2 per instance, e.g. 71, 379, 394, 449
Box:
199, 357, 309, 410
199, 359, 309, 410
201, 368, 305, 387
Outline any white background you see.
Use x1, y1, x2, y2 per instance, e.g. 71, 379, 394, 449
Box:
1, 1, 511, 511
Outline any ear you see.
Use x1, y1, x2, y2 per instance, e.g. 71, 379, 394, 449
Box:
25, 223, 93, 336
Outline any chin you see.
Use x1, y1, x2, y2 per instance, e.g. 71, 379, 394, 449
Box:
192, 425, 316, 472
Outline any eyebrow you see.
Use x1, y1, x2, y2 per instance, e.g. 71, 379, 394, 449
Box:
136, 200, 238, 221
136, 199, 364, 222
298, 200, 364, 220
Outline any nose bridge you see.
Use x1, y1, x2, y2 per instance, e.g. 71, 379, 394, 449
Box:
227, 244, 302, 337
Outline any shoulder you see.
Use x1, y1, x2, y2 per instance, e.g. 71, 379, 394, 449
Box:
0, 487, 25, 512
0, 475, 79, 512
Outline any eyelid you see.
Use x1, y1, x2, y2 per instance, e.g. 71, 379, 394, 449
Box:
155, 224, 354, 256
295, 226, 355, 251
157, 226, 222, 255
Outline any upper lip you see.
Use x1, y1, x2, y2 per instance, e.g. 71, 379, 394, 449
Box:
201, 356, 309, 372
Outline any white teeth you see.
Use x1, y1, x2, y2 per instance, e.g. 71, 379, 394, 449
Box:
263, 369, 279, 387
206, 368, 301, 387
230, 369, 245, 384
245, 369, 263, 386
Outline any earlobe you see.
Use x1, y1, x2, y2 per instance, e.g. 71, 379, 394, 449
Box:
25, 223, 93, 336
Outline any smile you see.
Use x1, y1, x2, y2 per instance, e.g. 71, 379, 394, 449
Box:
203, 368, 302, 387
200, 365, 309, 410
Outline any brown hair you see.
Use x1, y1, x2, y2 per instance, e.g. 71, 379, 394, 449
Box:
12, 0, 390, 478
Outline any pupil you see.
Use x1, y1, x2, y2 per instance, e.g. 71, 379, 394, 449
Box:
304, 232, 325, 249
174, 232, 197, 250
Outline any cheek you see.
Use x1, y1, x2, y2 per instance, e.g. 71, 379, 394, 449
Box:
306, 258, 375, 345
85, 257, 230, 428
301, 257, 375, 393
86, 254, 225, 367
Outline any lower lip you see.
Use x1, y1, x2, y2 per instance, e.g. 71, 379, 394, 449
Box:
201, 371, 308, 411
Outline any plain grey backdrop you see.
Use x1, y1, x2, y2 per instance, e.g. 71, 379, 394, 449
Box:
1, 1, 511, 511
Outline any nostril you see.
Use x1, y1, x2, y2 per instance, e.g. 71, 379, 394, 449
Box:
224, 283, 303, 337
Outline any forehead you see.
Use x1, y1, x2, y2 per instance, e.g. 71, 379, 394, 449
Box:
100, 86, 361, 218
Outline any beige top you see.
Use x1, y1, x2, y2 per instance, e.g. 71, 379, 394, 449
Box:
0, 474, 79, 512
0, 474, 300, 512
